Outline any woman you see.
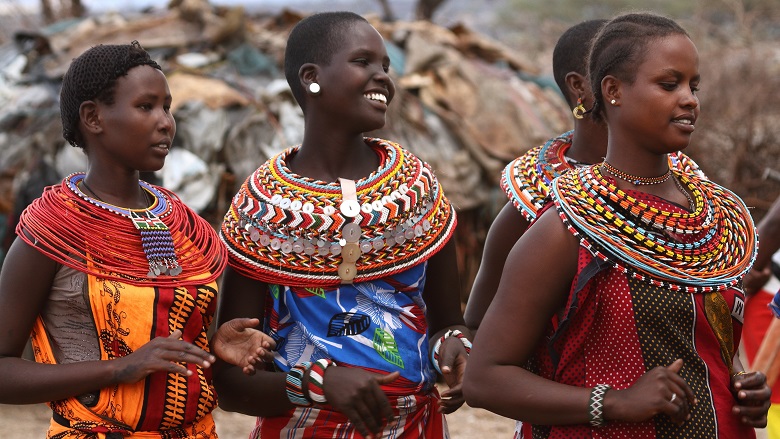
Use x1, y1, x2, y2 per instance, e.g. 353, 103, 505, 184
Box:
463, 13, 770, 438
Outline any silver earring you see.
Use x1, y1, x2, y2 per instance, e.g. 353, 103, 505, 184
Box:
308, 82, 321, 95
610, 99, 617, 105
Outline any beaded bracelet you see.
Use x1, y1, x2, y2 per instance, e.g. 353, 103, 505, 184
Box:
431, 329, 472, 375
588, 384, 611, 427
308, 359, 336, 404
286, 362, 313, 407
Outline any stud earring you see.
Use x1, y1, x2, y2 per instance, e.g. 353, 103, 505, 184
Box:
572, 97, 586, 120
610, 99, 617, 105
308, 82, 321, 95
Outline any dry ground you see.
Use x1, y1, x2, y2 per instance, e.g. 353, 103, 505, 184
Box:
0, 399, 516, 438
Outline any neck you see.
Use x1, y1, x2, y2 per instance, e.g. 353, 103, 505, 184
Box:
292, 133, 379, 182
82, 168, 148, 209
567, 121, 608, 165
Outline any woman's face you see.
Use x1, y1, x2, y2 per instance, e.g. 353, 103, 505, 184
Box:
609, 34, 700, 154
88, 65, 175, 173
314, 20, 396, 134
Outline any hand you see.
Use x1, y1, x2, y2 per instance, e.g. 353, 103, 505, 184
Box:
211, 318, 276, 375
743, 266, 771, 296
322, 367, 399, 439
115, 330, 216, 383
732, 371, 771, 427
436, 336, 468, 413
607, 359, 695, 426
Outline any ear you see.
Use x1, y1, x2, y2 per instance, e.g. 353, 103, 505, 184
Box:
602, 75, 621, 106
298, 63, 319, 90
563, 72, 587, 107
79, 101, 103, 136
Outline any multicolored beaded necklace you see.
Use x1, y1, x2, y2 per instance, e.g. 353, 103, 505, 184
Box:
501, 131, 708, 222
551, 166, 756, 292
17, 173, 225, 287
221, 138, 456, 287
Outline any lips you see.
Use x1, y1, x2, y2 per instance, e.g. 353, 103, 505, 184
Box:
672, 115, 695, 132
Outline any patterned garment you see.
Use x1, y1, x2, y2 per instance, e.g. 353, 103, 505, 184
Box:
500, 131, 707, 222
221, 138, 455, 438
19, 178, 224, 438
257, 264, 447, 438
31, 271, 219, 438
518, 188, 754, 439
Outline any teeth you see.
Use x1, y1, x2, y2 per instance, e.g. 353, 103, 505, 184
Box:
674, 119, 692, 125
365, 93, 387, 104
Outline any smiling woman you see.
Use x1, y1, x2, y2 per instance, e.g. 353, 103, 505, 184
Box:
210, 10, 470, 439
463, 12, 770, 439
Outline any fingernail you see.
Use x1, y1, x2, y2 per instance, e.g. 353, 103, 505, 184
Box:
203, 361, 211, 367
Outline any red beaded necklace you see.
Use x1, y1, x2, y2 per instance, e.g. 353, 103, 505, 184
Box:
17, 173, 226, 287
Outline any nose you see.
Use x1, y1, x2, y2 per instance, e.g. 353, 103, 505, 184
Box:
374, 68, 395, 102
681, 88, 698, 109
158, 108, 175, 133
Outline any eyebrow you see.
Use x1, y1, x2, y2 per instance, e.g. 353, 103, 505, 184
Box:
661, 68, 700, 82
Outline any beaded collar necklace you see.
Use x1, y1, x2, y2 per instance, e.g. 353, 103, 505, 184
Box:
552, 166, 756, 293
66, 173, 182, 277
221, 138, 456, 287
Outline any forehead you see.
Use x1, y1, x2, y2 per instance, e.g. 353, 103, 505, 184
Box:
329, 21, 386, 58
114, 65, 170, 97
637, 34, 699, 76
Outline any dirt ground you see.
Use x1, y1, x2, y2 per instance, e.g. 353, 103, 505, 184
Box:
0, 397, 516, 438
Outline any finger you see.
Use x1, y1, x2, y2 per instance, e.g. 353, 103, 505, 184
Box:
666, 358, 684, 373
667, 366, 696, 406
438, 394, 465, 414
350, 402, 378, 438
168, 329, 183, 339
374, 370, 400, 385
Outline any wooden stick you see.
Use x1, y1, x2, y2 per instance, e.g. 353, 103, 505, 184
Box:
752, 317, 780, 387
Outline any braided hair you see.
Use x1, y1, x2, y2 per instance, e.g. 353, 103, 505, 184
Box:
284, 11, 369, 111
60, 41, 161, 148
552, 19, 607, 108
587, 13, 689, 122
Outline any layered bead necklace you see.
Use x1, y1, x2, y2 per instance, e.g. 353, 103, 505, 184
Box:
17, 173, 225, 287
551, 166, 756, 292
221, 138, 456, 287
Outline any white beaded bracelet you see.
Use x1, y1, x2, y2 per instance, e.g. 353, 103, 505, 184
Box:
588, 384, 611, 427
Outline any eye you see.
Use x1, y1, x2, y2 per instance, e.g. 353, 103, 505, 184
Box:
660, 82, 677, 91
139, 103, 153, 110
690, 85, 700, 94
383, 64, 390, 73
354, 58, 369, 66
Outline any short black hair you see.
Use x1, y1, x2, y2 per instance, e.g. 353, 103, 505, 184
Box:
552, 19, 607, 108
587, 12, 689, 121
283, 11, 369, 110
60, 41, 161, 148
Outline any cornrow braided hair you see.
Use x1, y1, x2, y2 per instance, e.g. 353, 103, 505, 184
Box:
60, 41, 161, 148
551, 19, 607, 108
587, 13, 689, 122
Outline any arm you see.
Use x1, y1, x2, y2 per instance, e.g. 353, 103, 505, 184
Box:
463, 209, 694, 426
214, 265, 398, 437
744, 198, 780, 295
212, 265, 291, 416
463, 202, 529, 332
422, 238, 468, 412
0, 238, 213, 404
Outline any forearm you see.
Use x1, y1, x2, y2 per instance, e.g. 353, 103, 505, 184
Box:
464, 364, 592, 425
0, 357, 118, 404
213, 362, 293, 417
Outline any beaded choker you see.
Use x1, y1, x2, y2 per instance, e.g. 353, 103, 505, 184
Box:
17, 173, 226, 287
220, 138, 456, 287
551, 166, 756, 292
601, 161, 671, 185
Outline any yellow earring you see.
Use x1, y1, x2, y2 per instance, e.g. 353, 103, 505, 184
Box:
572, 97, 586, 120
